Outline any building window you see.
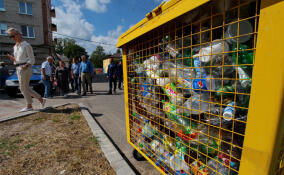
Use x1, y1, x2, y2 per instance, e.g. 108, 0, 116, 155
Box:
0, 0, 4, 11
0, 23, 7, 35
21, 26, 35, 38
19, 2, 32, 15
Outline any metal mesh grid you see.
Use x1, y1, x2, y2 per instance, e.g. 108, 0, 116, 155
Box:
125, 0, 260, 174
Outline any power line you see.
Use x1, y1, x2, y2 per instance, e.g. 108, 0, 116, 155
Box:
53, 32, 117, 46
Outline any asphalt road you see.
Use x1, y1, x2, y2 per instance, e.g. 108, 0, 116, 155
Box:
0, 83, 160, 175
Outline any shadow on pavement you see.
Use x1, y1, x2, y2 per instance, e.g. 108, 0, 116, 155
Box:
41, 107, 78, 114
89, 113, 141, 175
91, 113, 103, 117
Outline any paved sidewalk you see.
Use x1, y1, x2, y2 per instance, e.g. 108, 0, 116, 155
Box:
0, 83, 160, 175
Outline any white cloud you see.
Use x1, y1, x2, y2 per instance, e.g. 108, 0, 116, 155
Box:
155, 0, 169, 3
85, 0, 111, 13
90, 25, 123, 54
53, 0, 123, 55
53, 0, 94, 39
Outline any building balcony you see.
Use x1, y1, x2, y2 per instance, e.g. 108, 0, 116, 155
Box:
51, 23, 57, 32
50, 8, 56, 18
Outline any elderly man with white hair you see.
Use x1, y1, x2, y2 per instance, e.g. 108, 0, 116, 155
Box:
7, 28, 46, 112
41, 56, 53, 98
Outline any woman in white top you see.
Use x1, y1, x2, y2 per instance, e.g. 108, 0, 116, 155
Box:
7, 28, 46, 112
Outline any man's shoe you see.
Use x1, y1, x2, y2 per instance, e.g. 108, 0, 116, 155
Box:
41, 98, 46, 108
113, 90, 116, 94
107, 91, 112, 95
19, 107, 33, 113
82, 92, 87, 96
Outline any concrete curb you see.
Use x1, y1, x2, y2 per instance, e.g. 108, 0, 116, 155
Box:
0, 103, 136, 175
79, 103, 136, 175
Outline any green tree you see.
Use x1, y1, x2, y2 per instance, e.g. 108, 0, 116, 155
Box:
55, 38, 87, 62
90, 46, 106, 68
63, 44, 87, 62
55, 38, 76, 55
116, 49, 121, 54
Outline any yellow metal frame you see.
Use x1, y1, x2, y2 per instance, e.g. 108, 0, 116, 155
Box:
120, 0, 284, 174
117, 0, 210, 48
239, 0, 284, 174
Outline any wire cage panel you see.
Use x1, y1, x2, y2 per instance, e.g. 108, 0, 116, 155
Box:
122, 0, 268, 174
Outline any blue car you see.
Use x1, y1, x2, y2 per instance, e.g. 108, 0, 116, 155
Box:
5, 65, 44, 97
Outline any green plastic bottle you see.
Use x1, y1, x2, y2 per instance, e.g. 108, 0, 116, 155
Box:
232, 44, 254, 66
215, 85, 235, 100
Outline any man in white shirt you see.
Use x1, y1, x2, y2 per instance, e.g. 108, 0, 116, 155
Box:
7, 28, 46, 112
41, 56, 53, 98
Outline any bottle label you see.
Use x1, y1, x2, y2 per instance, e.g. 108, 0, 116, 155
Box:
193, 79, 208, 93
223, 102, 235, 120
194, 58, 207, 78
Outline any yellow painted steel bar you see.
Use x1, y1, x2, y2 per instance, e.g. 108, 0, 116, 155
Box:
117, 0, 210, 48
239, 0, 284, 174
122, 48, 131, 143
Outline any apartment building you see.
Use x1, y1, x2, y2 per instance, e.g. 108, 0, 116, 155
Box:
0, 0, 56, 65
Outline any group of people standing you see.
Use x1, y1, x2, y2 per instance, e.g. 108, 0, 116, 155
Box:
41, 55, 95, 98
6, 27, 123, 113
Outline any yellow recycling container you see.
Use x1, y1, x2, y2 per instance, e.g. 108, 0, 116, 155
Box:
117, 0, 284, 174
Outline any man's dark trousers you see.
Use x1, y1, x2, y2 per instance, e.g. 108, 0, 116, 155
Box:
109, 76, 117, 93
74, 74, 81, 94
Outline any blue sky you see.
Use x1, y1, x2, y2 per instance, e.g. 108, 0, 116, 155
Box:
52, 0, 168, 54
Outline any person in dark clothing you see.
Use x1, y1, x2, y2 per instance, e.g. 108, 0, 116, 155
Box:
54, 61, 69, 97
69, 62, 74, 92
0, 62, 9, 89
116, 60, 123, 90
107, 59, 117, 95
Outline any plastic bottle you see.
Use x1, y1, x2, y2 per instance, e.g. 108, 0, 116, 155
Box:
237, 66, 251, 89
232, 44, 254, 66
194, 58, 207, 78
193, 40, 229, 63
142, 120, 157, 138
207, 155, 239, 175
214, 85, 235, 100
190, 161, 209, 175
223, 102, 235, 121
143, 54, 162, 72
183, 93, 215, 115
193, 58, 216, 94
163, 82, 184, 105
169, 154, 189, 174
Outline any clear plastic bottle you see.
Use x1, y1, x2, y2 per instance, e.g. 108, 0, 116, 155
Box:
193, 40, 229, 63
183, 93, 215, 115
169, 154, 190, 174
223, 102, 235, 121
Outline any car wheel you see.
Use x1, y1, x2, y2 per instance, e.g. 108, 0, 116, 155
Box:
6, 89, 17, 97
133, 149, 146, 161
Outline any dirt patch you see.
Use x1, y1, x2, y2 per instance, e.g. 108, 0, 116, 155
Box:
0, 104, 116, 175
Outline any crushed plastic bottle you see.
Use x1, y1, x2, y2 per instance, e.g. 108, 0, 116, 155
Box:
190, 161, 209, 175
237, 66, 251, 89
183, 93, 215, 115
207, 154, 239, 175
193, 40, 229, 63
169, 154, 190, 174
